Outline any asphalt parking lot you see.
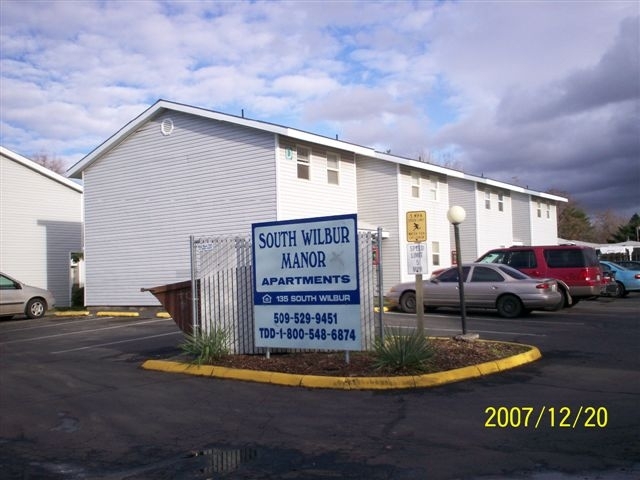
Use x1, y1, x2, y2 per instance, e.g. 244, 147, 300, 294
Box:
0, 295, 638, 479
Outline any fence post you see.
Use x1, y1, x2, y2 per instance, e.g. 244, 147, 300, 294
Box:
190, 235, 200, 336
377, 227, 384, 342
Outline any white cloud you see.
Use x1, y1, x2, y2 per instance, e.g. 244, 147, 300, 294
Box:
0, 0, 637, 218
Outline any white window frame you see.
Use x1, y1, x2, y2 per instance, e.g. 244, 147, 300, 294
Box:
326, 152, 340, 185
411, 171, 420, 198
537, 201, 542, 218
428, 176, 438, 201
431, 241, 440, 266
498, 192, 504, 212
297, 145, 311, 180
546, 203, 551, 219
485, 189, 491, 209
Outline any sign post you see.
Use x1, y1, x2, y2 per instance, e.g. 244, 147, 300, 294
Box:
406, 211, 427, 334
252, 214, 361, 352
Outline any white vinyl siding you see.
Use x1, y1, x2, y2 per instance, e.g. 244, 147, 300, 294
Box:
356, 157, 401, 288
474, 185, 513, 255
447, 178, 478, 262
276, 137, 357, 220
530, 196, 558, 244
511, 192, 532, 245
0, 153, 82, 306
82, 111, 277, 306
395, 167, 452, 279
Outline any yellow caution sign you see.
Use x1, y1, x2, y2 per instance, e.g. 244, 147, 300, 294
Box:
406, 211, 427, 243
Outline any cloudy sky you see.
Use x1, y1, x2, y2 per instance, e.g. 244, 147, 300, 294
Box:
1, 0, 638, 218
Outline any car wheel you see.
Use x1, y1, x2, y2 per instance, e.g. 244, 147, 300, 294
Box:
615, 282, 626, 298
25, 298, 46, 319
559, 289, 579, 308
609, 282, 622, 297
496, 294, 523, 318
399, 292, 417, 314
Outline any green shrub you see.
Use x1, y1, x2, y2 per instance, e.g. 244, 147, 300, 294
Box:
180, 327, 230, 365
373, 327, 434, 373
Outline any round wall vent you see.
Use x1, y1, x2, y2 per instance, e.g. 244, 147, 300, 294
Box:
160, 118, 174, 136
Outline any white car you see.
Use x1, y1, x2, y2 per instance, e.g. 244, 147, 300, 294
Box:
384, 263, 563, 318
0, 272, 55, 319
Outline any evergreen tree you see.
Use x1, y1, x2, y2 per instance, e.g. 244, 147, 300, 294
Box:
608, 214, 640, 242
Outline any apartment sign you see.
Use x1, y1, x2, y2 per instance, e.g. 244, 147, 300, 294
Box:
251, 214, 361, 350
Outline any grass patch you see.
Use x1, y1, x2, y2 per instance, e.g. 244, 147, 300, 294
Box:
180, 327, 230, 365
373, 327, 434, 374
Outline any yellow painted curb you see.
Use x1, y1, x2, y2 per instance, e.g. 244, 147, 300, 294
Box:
141, 342, 541, 390
156, 312, 171, 318
373, 306, 390, 313
96, 311, 140, 317
54, 311, 90, 316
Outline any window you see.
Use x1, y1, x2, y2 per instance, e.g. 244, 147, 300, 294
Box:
537, 201, 542, 218
546, 203, 551, 219
428, 177, 438, 201
326, 152, 339, 185
297, 146, 310, 180
438, 267, 470, 282
431, 241, 440, 266
471, 266, 504, 282
411, 171, 420, 198
498, 192, 504, 212
0, 275, 18, 289
485, 189, 491, 209
507, 250, 536, 269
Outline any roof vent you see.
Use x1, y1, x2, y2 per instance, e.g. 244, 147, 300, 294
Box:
161, 118, 174, 136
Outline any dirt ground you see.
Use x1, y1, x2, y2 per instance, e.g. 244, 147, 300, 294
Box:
205, 338, 529, 376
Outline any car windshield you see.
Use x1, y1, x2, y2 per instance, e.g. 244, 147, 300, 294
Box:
497, 265, 529, 280
476, 252, 504, 263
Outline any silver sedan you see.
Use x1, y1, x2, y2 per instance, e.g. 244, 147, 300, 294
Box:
0, 272, 56, 319
384, 263, 563, 318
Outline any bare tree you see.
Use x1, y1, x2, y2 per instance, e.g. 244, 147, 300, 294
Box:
31, 152, 66, 175
590, 210, 626, 243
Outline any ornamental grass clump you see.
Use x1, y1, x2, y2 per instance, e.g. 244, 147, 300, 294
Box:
373, 327, 434, 373
180, 327, 230, 365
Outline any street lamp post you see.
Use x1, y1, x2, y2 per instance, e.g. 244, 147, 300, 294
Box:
447, 206, 467, 335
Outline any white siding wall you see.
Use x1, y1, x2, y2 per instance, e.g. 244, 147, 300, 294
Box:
355, 157, 401, 288
0, 155, 82, 306
396, 166, 453, 281
83, 111, 277, 306
530, 196, 559, 244
276, 137, 358, 219
447, 178, 478, 263
511, 192, 532, 245
475, 186, 514, 253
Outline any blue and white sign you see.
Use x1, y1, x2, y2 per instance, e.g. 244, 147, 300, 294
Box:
252, 214, 361, 350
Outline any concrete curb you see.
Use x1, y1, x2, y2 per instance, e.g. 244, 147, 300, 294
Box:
96, 311, 140, 317
54, 311, 171, 318
141, 341, 542, 390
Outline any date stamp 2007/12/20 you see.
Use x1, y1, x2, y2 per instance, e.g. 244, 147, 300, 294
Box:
484, 406, 608, 429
